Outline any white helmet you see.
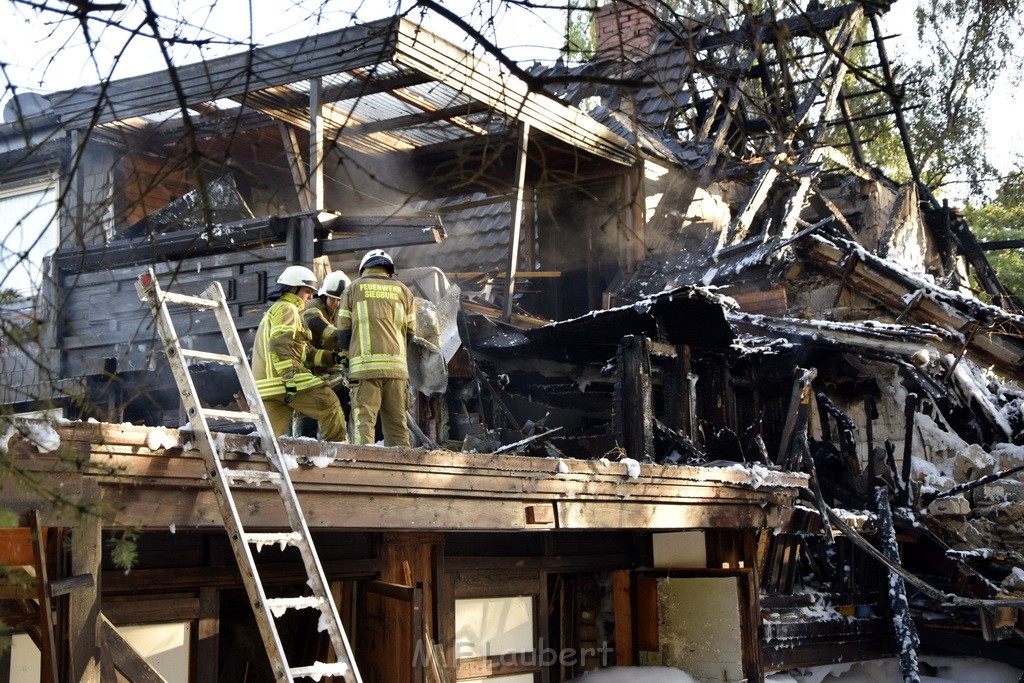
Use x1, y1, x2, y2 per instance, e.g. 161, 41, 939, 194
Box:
319, 270, 350, 298
276, 265, 318, 290
359, 249, 394, 275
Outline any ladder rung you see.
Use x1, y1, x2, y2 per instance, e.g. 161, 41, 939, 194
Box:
245, 532, 303, 552
160, 290, 222, 309
290, 662, 350, 679
180, 348, 241, 365
203, 408, 259, 422
222, 469, 283, 486
265, 596, 325, 617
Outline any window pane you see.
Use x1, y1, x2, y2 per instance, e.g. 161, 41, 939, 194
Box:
455, 596, 534, 659
0, 183, 57, 295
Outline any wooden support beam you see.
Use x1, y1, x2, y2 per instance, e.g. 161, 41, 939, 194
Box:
278, 122, 312, 213
612, 570, 633, 666
309, 77, 324, 212
29, 511, 58, 683
70, 500, 101, 683
725, 6, 863, 247
898, 393, 918, 507
778, 7, 864, 239
869, 14, 923, 189
874, 489, 921, 683
48, 574, 94, 598
616, 336, 654, 461
347, 102, 490, 136
100, 614, 168, 683
502, 122, 530, 323
194, 588, 219, 683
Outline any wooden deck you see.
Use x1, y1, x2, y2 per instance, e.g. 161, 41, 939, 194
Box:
3, 420, 807, 532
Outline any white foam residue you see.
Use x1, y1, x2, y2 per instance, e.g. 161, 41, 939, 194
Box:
1, 422, 17, 455
300, 661, 350, 682
621, 458, 641, 479
557, 459, 569, 474
309, 455, 335, 468
280, 452, 299, 470
599, 458, 611, 466
169, 524, 176, 534
146, 427, 178, 451
24, 421, 60, 453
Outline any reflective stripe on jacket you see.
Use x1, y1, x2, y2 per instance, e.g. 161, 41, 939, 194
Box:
252, 291, 333, 398
337, 267, 416, 380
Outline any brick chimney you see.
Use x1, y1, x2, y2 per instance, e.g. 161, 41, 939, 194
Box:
594, 0, 658, 60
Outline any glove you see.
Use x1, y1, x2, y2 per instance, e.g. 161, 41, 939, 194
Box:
283, 378, 298, 404
334, 352, 349, 367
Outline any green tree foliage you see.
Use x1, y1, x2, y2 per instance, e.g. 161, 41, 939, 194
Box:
899, 0, 1024, 194
563, 0, 597, 60
963, 168, 1024, 300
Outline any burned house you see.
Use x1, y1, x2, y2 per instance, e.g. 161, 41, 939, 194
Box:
1, 1, 1024, 681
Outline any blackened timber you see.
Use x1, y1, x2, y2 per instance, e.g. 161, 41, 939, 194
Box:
56, 214, 443, 272
837, 90, 864, 163
697, 4, 858, 51
725, 6, 864, 246
800, 235, 1024, 379
875, 490, 921, 683
869, 14, 922, 189
779, 7, 864, 238
616, 336, 655, 461
980, 239, 1024, 250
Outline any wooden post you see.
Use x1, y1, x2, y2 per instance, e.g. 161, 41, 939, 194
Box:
875, 488, 920, 683
616, 336, 654, 461
865, 395, 876, 487
612, 571, 633, 666
502, 121, 530, 322
309, 76, 324, 212
899, 393, 918, 507
69, 498, 101, 683
194, 587, 219, 683
29, 511, 57, 683
279, 122, 312, 212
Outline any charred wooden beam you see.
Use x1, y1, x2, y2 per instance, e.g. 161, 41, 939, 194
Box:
56, 214, 443, 272
615, 336, 654, 461
875, 489, 921, 683
898, 393, 918, 507
815, 392, 859, 473
921, 460, 1024, 507
697, 4, 859, 52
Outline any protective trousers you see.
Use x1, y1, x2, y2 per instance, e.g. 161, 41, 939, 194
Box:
351, 377, 410, 447
262, 385, 347, 442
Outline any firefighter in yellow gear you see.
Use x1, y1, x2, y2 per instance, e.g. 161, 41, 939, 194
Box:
295, 270, 352, 439
336, 249, 416, 447
252, 265, 346, 441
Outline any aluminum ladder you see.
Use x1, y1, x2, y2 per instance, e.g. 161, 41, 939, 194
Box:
136, 269, 361, 683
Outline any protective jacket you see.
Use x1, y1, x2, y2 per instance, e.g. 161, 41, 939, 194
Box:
302, 297, 345, 354
337, 266, 416, 380
253, 291, 335, 398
